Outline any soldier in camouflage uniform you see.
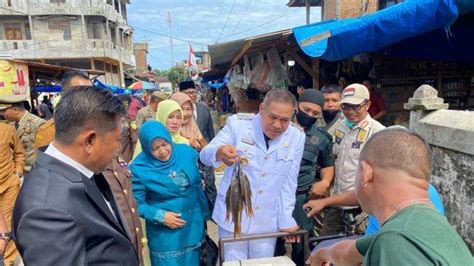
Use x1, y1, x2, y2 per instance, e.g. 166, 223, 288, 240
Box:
0, 95, 45, 172
135, 91, 167, 128
117, 95, 138, 162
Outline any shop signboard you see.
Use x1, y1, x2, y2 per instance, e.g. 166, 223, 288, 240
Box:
0, 60, 30, 97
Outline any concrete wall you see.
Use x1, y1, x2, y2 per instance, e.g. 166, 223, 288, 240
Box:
133, 42, 148, 74
430, 146, 473, 251
406, 85, 473, 252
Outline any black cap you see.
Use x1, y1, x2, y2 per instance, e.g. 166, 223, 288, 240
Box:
179, 80, 195, 91
298, 89, 325, 108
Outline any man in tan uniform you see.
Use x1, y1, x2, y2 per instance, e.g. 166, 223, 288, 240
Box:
314, 84, 386, 235
0, 95, 45, 172
0, 111, 25, 265
135, 91, 167, 128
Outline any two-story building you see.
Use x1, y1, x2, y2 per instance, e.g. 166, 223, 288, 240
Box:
0, 0, 135, 86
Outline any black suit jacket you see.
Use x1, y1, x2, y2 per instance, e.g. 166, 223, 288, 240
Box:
196, 102, 215, 142
13, 151, 139, 266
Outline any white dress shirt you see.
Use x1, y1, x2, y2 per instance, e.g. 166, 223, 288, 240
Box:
45, 143, 118, 221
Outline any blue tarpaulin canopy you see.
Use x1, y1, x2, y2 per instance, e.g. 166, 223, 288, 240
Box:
93, 79, 133, 94
35, 85, 62, 93
293, 0, 474, 61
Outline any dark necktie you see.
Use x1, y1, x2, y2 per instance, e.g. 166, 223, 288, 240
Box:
263, 133, 271, 149
15, 122, 19, 129
92, 174, 124, 229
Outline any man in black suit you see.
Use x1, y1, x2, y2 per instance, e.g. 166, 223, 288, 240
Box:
179, 80, 217, 212
13, 87, 139, 265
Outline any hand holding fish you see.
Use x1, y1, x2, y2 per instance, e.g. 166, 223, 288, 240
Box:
163, 212, 186, 229
216, 145, 239, 166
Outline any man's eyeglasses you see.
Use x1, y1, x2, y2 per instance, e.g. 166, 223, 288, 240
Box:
341, 101, 368, 111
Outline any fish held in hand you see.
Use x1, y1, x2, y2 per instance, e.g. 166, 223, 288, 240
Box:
224, 158, 253, 237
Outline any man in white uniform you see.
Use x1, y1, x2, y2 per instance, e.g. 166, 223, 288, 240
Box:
200, 89, 305, 261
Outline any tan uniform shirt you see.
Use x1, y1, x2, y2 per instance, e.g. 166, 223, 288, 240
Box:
0, 123, 25, 190
135, 105, 156, 128
35, 118, 55, 149
332, 115, 385, 194
17, 112, 45, 172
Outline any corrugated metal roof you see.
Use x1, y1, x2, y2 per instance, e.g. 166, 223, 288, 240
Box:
208, 29, 292, 69
287, 0, 322, 7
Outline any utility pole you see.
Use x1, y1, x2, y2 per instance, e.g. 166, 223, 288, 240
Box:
167, 11, 174, 67
305, 0, 310, 25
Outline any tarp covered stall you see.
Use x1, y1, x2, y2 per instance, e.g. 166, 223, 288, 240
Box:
292, 0, 473, 61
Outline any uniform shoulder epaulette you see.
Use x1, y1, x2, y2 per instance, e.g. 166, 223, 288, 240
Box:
236, 113, 255, 120
117, 156, 128, 167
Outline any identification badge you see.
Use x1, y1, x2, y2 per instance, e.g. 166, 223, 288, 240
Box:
310, 136, 319, 145
356, 129, 368, 143
335, 129, 345, 144
130, 121, 138, 130
241, 137, 255, 146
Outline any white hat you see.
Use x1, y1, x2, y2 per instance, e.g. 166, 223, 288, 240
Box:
341, 83, 370, 105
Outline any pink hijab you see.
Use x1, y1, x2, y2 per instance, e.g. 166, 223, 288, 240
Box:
170, 92, 204, 140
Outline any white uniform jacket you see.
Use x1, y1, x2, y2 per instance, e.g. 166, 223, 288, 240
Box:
200, 114, 305, 234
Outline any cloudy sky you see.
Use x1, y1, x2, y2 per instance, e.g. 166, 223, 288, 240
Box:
127, 0, 321, 70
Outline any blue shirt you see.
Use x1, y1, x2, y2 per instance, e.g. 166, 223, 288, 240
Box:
365, 184, 445, 236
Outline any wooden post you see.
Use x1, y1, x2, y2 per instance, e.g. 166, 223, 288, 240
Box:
305, 0, 311, 25
312, 58, 320, 89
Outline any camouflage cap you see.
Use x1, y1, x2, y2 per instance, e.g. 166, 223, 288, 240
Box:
152, 91, 168, 101
0, 95, 27, 110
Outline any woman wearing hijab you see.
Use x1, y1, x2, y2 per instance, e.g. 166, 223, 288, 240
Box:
170, 92, 217, 213
133, 100, 188, 159
130, 121, 209, 266
170, 92, 207, 151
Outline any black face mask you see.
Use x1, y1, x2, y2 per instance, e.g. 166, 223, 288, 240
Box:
296, 108, 317, 129
323, 110, 339, 122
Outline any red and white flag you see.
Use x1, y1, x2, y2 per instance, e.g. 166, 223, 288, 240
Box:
187, 45, 197, 69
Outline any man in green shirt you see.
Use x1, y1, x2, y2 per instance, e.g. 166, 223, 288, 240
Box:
292, 89, 334, 265
308, 127, 472, 265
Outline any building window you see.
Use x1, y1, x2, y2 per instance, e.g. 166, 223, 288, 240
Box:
48, 18, 71, 40
112, 65, 118, 74
7, 0, 12, 7
4, 23, 22, 40
87, 21, 101, 39
25, 23, 32, 40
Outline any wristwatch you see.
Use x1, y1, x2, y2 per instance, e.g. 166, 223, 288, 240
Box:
0, 232, 11, 241
14, 172, 23, 178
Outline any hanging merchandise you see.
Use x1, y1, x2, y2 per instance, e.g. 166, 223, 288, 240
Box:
242, 55, 252, 89
266, 47, 290, 89
250, 53, 271, 92
225, 65, 245, 105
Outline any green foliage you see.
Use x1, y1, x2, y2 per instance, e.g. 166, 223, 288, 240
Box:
154, 65, 188, 90
155, 69, 170, 77
168, 65, 188, 88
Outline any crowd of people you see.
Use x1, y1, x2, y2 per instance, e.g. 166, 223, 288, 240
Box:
0, 69, 471, 265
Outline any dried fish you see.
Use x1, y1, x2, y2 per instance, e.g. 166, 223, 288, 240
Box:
225, 159, 254, 237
